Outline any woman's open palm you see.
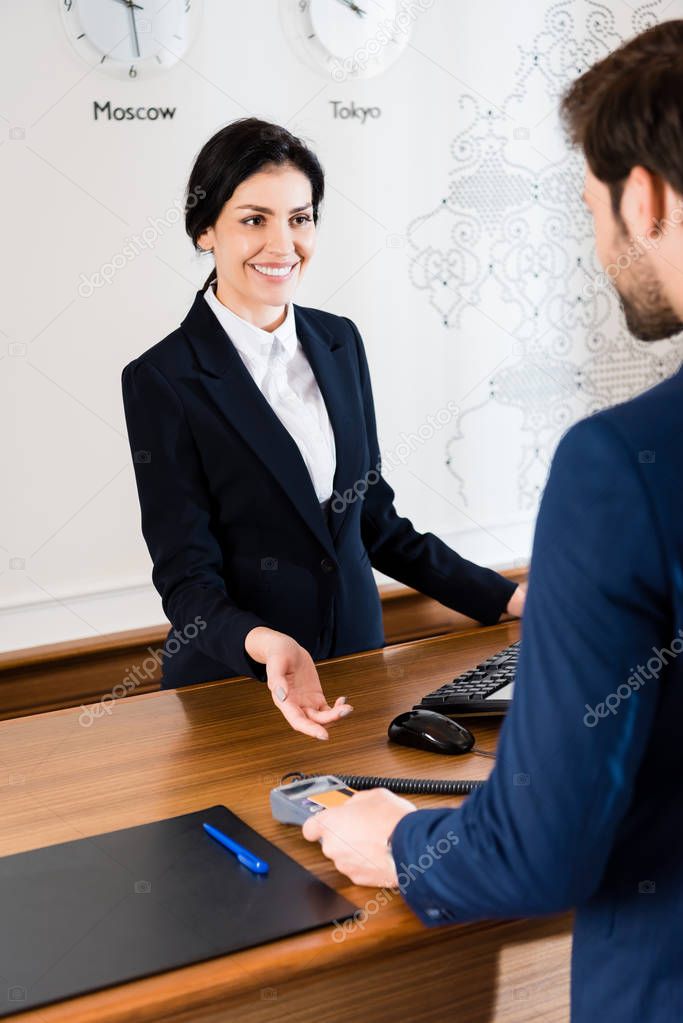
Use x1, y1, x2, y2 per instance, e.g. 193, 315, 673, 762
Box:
265, 635, 352, 739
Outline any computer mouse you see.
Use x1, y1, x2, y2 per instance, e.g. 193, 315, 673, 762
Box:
388, 709, 475, 755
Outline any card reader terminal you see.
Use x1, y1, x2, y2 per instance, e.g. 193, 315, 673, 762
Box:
270, 775, 356, 826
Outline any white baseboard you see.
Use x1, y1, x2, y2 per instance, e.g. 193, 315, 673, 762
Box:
0, 580, 168, 654
440, 520, 534, 573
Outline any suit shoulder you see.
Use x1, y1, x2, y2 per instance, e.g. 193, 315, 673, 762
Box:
555, 367, 683, 476
590, 367, 683, 448
121, 325, 192, 383
293, 303, 358, 336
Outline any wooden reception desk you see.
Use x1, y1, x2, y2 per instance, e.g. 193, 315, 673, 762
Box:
0, 621, 571, 1022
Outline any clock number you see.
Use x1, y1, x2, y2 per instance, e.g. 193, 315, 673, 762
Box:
129, 64, 138, 78
185, 0, 191, 11
299, 0, 309, 11
63, 0, 72, 11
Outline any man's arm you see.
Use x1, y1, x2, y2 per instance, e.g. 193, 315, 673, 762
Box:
391, 415, 670, 922
344, 317, 518, 625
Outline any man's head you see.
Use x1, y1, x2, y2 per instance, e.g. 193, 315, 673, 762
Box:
562, 20, 683, 341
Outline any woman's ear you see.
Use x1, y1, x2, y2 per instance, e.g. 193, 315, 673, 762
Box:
197, 227, 214, 253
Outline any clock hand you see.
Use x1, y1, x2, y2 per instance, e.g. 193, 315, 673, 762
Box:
110, 0, 143, 57
335, 0, 367, 16
125, 0, 141, 58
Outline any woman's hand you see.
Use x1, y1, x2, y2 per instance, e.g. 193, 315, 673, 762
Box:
506, 583, 527, 618
245, 627, 353, 740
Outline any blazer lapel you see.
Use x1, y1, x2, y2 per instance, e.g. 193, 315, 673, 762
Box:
294, 306, 365, 545
181, 291, 342, 560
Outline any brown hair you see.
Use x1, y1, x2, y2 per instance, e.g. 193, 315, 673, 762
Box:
561, 19, 683, 215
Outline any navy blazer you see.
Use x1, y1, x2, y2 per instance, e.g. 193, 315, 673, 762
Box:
122, 290, 516, 687
391, 365, 683, 1021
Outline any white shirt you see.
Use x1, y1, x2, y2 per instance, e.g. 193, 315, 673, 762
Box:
204, 283, 337, 507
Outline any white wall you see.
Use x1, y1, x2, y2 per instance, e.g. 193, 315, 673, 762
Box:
2, 0, 682, 651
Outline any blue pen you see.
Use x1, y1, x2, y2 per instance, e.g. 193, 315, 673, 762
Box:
202, 822, 270, 875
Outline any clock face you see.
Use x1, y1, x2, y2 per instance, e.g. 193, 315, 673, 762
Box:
280, 0, 414, 81
60, 0, 203, 79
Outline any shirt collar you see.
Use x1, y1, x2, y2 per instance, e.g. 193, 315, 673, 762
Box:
204, 283, 298, 381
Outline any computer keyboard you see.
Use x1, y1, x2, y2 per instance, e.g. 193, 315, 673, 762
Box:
415, 641, 520, 717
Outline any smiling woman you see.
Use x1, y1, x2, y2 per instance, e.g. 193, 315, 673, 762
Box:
186, 121, 323, 329
198, 174, 313, 309
121, 118, 524, 742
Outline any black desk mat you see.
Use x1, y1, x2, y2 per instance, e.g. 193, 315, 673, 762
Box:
0, 804, 356, 1016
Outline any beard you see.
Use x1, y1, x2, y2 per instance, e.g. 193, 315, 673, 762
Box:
612, 232, 683, 342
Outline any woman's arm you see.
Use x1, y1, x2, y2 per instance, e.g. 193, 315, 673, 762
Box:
122, 357, 269, 679
122, 358, 354, 737
343, 318, 520, 625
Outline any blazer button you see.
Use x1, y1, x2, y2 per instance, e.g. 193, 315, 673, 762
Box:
320, 557, 336, 574
425, 907, 444, 921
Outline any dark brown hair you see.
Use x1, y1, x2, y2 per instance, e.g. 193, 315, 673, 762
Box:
185, 118, 325, 292
561, 19, 683, 216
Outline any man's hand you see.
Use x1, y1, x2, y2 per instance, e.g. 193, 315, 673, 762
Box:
302, 788, 416, 887
245, 627, 353, 740
506, 583, 526, 618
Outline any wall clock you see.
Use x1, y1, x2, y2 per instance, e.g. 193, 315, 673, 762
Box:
59, 0, 203, 79
280, 0, 414, 81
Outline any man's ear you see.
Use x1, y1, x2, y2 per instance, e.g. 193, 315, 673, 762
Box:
662, 181, 683, 229
620, 166, 666, 237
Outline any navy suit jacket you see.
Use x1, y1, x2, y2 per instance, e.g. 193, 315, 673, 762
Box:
122, 290, 516, 687
391, 365, 683, 1021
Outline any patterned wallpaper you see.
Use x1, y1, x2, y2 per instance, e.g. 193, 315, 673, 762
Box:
407, 0, 683, 511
